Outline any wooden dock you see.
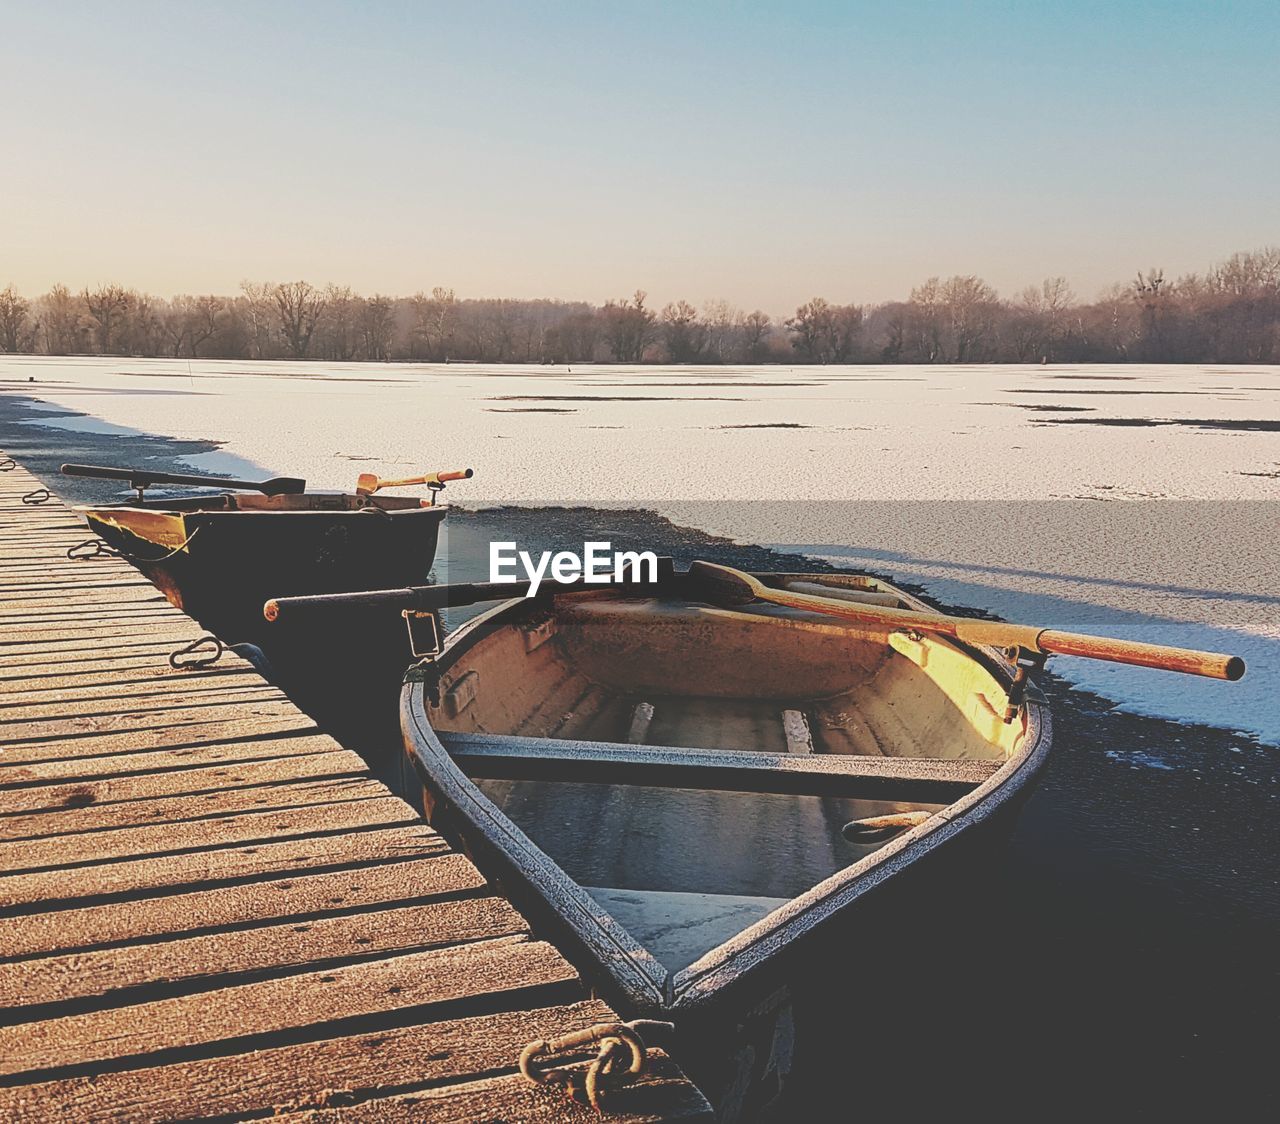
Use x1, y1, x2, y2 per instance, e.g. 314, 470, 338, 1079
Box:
0, 454, 710, 1121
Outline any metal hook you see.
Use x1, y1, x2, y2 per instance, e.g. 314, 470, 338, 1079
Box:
67, 537, 120, 561
169, 635, 224, 671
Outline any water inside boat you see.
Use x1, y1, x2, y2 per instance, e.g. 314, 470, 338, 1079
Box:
429, 586, 1023, 974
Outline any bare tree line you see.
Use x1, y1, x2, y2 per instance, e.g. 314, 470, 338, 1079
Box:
2, 247, 1278, 365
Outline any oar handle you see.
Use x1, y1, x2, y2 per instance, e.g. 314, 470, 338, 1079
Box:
264, 579, 535, 621
357, 468, 473, 495
265, 562, 672, 622
1037, 630, 1245, 681
799, 592, 1245, 681
433, 468, 474, 484
941, 616, 1244, 679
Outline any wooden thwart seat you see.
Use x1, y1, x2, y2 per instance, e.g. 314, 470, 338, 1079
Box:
437, 731, 999, 802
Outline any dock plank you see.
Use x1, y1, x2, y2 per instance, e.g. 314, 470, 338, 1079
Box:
0, 937, 572, 1079
0, 770, 379, 840
0, 748, 366, 815
0, 789, 415, 873
0, 897, 529, 1012
0, 452, 708, 1120
0, 730, 337, 786
0, 823, 449, 912
0, 852, 481, 958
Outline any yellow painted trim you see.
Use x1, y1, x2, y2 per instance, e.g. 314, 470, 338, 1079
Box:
84, 508, 191, 552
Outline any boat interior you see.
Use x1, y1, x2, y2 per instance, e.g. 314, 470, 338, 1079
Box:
424, 574, 1029, 976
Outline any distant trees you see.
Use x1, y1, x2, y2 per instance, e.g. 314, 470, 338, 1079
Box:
273, 281, 326, 358
162, 295, 223, 358
37, 285, 82, 355
661, 300, 706, 363
785, 298, 863, 363
741, 310, 773, 362
1012, 277, 1077, 361
82, 284, 131, 354
0, 286, 33, 353
358, 295, 396, 362
602, 291, 657, 363
409, 287, 457, 361
3, 245, 1278, 365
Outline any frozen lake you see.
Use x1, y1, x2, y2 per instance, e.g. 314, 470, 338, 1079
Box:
3, 355, 1276, 744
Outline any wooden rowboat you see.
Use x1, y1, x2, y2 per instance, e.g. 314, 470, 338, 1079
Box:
399, 568, 1054, 1106
79, 490, 446, 646
64, 463, 465, 654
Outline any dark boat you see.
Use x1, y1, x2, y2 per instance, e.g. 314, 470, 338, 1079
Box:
398, 568, 1054, 1113
64, 462, 470, 754
65, 463, 468, 651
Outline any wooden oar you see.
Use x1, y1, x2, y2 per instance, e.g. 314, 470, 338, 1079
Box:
62, 463, 305, 496
689, 561, 1245, 681
355, 468, 473, 496
265, 560, 674, 622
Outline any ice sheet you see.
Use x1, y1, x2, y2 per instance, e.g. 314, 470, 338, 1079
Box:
5, 355, 1276, 743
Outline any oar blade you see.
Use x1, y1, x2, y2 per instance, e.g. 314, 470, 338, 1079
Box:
688, 560, 758, 606
260, 476, 307, 496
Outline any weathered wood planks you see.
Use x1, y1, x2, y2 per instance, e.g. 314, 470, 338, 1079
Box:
0, 454, 710, 1121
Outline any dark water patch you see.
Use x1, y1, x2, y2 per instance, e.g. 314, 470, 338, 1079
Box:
1013, 404, 1096, 413
1042, 417, 1166, 427
590, 381, 824, 388
1044, 417, 1280, 432
0, 393, 234, 506
491, 394, 747, 402
715, 422, 812, 429
1009, 388, 1217, 395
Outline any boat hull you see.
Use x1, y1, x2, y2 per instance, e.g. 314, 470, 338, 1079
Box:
399, 572, 1053, 1117
82, 496, 446, 756
84, 503, 444, 646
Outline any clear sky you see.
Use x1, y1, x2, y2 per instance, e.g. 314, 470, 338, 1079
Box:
3, 1, 1277, 314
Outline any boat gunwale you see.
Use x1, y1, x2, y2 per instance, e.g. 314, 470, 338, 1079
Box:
76, 498, 448, 521
402, 681, 672, 1010
400, 572, 1053, 1014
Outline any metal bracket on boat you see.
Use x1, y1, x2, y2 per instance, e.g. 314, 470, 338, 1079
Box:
520, 1019, 672, 1112
406, 657, 443, 707
169, 634, 224, 671
22, 488, 50, 505
67, 537, 120, 561
1003, 647, 1047, 722
402, 609, 442, 659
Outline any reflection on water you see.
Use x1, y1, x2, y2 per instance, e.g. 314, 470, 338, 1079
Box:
474, 777, 940, 973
